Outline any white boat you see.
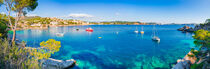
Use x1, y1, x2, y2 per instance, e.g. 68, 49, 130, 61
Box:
152, 25, 160, 41
152, 36, 160, 41
134, 27, 139, 33
56, 33, 64, 37
134, 30, 138, 33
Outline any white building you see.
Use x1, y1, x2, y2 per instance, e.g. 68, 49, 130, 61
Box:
31, 23, 41, 26
50, 22, 58, 25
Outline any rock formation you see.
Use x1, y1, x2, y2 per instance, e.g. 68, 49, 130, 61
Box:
42, 58, 76, 69
172, 52, 197, 69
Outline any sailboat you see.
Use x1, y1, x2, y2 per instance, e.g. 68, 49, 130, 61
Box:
152, 25, 160, 41
140, 26, 144, 34
134, 26, 138, 33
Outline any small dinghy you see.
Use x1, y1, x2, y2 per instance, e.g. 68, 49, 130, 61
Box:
152, 36, 160, 41
56, 33, 64, 37
86, 28, 93, 32
76, 28, 79, 31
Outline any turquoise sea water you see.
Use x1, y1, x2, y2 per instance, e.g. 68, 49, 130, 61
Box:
15, 25, 195, 69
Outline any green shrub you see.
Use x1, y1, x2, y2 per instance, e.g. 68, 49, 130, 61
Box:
191, 29, 210, 68
0, 39, 41, 69
0, 39, 61, 69
190, 62, 204, 69
0, 14, 8, 38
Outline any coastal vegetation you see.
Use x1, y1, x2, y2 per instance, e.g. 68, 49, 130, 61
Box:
178, 19, 210, 32
195, 19, 210, 31
1, 0, 38, 42
173, 19, 209, 69
204, 19, 210, 24
0, 39, 40, 69
0, 0, 64, 69
0, 14, 64, 69
0, 39, 61, 69
188, 29, 210, 69
0, 14, 9, 38
0, 18, 62, 68
0, 13, 63, 69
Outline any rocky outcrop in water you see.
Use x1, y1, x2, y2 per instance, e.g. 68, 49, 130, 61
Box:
42, 58, 76, 69
177, 26, 194, 32
172, 60, 191, 69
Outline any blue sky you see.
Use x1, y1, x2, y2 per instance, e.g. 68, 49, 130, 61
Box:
1, 0, 210, 23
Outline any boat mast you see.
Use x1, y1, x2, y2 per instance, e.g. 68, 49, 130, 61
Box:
141, 26, 143, 31
136, 26, 138, 31
153, 25, 156, 37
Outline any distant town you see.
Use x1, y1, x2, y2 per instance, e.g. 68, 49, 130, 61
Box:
16, 16, 198, 30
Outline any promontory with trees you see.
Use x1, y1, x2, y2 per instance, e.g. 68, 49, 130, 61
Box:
173, 20, 210, 69
178, 19, 210, 32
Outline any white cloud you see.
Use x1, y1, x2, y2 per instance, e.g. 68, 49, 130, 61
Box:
68, 13, 94, 18
26, 14, 37, 16
115, 12, 120, 16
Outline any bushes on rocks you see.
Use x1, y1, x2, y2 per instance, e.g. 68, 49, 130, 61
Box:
0, 14, 8, 38
190, 29, 210, 68
0, 39, 61, 69
0, 39, 41, 69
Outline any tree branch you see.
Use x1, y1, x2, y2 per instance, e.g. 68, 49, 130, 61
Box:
4, 0, 13, 30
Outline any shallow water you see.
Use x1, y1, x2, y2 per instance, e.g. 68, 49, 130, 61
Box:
15, 25, 195, 69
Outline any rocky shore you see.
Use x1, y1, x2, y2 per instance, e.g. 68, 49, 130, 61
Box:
24, 47, 76, 69
42, 58, 76, 69
172, 51, 197, 69
177, 23, 210, 32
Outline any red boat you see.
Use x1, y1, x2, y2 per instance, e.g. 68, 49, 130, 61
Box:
86, 28, 93, 32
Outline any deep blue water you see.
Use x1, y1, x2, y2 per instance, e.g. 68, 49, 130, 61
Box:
15, 25, 195, 69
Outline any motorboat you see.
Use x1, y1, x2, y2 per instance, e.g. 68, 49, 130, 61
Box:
76, 28, 79, 31
86, 28, 93, 32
